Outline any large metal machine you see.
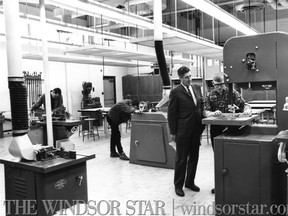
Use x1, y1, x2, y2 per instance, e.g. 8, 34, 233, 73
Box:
203, 32, 288, 216
81, 81, 101, 109
129, 112, 175, 169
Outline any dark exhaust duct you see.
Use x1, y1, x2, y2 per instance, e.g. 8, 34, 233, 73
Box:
9, 78, 29, 137
153, 0, 171, 108
154, 40, 171, 88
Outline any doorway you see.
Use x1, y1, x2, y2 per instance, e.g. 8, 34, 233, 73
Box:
103, 76, 116, 107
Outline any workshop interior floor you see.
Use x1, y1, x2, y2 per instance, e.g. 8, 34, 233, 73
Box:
0, 125, 215, 216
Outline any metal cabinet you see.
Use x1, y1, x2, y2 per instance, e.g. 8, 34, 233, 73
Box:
214, 134, 286, 216
1, 154, 95, 216
122, 75, 163, 102
129, 113, 175, 169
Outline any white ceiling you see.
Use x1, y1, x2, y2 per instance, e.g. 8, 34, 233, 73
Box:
10, 0, 288, 67
64, 44, 195, 64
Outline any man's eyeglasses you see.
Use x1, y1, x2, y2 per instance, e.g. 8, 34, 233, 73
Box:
213, 83, 224, 87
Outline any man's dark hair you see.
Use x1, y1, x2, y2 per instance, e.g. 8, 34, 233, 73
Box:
53, 88, 62, 95
131, 100, 139, 108
213, 73, 224, 83
177, 66, 190, 78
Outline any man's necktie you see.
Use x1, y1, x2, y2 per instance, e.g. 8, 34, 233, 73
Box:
187, 86, 197, 105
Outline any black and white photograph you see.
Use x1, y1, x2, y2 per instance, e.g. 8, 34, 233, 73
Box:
0, 0, 287, 215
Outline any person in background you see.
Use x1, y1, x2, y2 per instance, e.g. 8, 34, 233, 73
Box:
168, 66, 205, 197
107, 99, 140, 161
30, 87, 64, 115
204, 73, 252, 194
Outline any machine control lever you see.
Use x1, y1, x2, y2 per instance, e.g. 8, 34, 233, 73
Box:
278, 142, 288, 163
76, 176, 83, 186
135, 140, 139, 147
222, 168, 228, 175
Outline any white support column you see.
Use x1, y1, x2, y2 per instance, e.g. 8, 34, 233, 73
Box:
3, 0, 22, 78
64, 60, 73, 117
4, 0, 34, 160
154, 0, 162, 41
40, 0, 54, 146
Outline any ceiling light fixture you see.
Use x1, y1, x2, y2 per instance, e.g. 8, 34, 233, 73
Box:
181, 0, 259, 35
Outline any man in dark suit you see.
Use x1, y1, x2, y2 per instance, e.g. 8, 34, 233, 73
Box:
168, 66, 205, 197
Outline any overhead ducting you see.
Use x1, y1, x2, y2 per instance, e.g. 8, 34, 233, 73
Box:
267, 0, 288, 10
235, 0, 265, 13
123, 0, 167, 15
235, 0, 288, 12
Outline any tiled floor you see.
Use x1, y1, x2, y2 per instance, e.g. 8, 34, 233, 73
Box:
0, 125, 215, 216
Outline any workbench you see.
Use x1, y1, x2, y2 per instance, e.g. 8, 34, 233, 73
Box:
249, 101, 276, 124
78, 107, 110, 137
35, 119, 83, 146
202, 114, 259, 126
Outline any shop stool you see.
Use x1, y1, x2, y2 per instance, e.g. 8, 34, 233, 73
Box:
83, 118, 100, 141
78, 116, 89, 137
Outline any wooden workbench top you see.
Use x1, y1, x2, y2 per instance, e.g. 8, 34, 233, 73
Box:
0, 153, 95, 174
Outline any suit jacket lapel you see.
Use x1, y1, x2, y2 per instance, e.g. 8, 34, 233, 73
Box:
180, 85, 195, 106
181, 84, 190, 97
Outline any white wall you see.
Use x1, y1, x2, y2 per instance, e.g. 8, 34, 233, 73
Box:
127, 66, 152, 75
